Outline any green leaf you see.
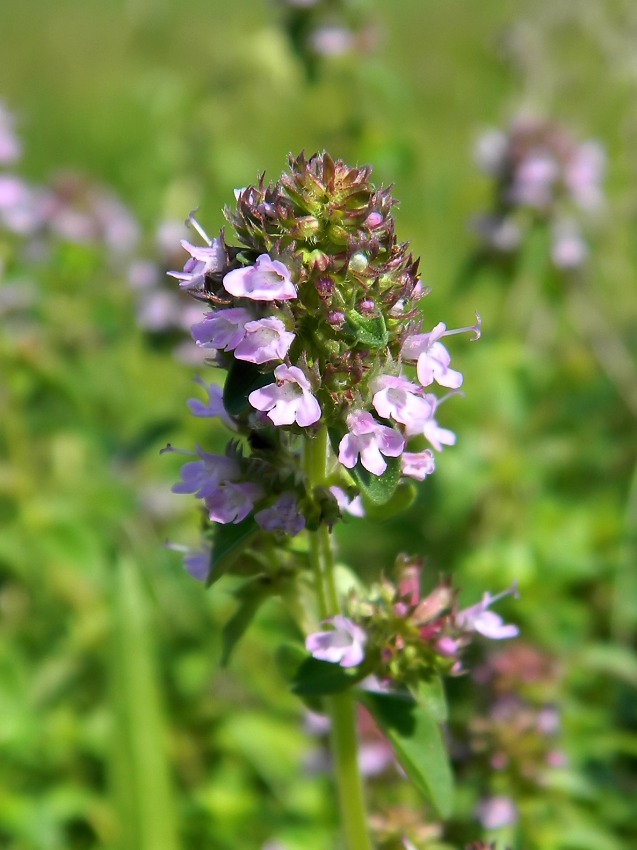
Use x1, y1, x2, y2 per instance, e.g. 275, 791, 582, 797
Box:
223, 359, 273, 416
352, 454, 402, 506
207, 516, 259, 587
360, 690, 454, 818
361, 481, 416, 521
344, 309, 389, 349
409, 675, 448, 723
221, 577, 276, 666
290, 656, 368, 696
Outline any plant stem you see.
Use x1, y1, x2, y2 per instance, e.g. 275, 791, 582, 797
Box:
305, 427, 372, 850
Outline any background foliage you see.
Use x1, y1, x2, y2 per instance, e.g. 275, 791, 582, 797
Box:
1, 1, 636, 848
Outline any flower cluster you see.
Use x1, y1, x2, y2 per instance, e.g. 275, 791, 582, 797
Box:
473, 116, 605, 270
305, 556, 519, 681
167, 152, 478, 577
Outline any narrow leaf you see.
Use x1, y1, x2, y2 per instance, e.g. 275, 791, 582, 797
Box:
410, 675, 448, 723
291, 656, 368, 696
207, 516, 259, 587
360, 690, 454, 818
221, 577, 276, 666
352, 454, 402, 506
361, 482, 417, 521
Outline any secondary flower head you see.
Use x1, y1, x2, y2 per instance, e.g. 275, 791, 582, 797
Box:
473, 117, 605, 271
234, 316, 295, 364
456, 584, 520, 640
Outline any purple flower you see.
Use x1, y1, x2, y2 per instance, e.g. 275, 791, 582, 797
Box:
223, 254, 297, 301
234, 316, 295, 364
550, 218, 588, 269
401, 323, 464, 389
248, 364, 321, 427
171, 446, 240, 499
372, 374, 435, 429
401, 450, 435, 481
168, 225, 226, 289
338, 410, 404, 476
165, 542, 212, 582
255, 492, 306, 536
205, 481, 263, 524
187, 376, 236, 430
510, 153, 558, 209
457, 585, 519, 640
306, 616, 367, 667
191, 307, 253, 351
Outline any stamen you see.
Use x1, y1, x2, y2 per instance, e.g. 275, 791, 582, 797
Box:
186, 211, 212, 245
443, 312, 482, 341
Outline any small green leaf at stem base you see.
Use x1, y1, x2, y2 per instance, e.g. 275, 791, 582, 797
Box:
220, 576, 277, 666
291, 656, 369, 696
352, 454, 402, 506
359, 689, 454, 818
409, 674, 448, 723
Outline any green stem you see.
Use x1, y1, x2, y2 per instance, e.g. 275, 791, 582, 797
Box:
305, 427, 372, 850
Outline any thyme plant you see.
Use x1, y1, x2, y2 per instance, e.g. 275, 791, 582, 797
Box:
166, 152, 518, 850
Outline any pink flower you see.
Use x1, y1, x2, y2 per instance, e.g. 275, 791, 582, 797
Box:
401, 323, 464, 389
248, 364, 321, 427
372, 375, 435, 429
306, 616, 367, 668
457, 585, 519, 640
255, 492, 306, 536
401, 450, 435, 480
234, 316, 295, 364
475, 796, 519, 830
223, 254, 297, 301
205, 481, 263, 524
191, 308, 253, 351
338, 411, 404, 476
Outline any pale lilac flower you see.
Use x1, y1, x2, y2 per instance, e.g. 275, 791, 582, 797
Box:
550, 218, 588, 269
418, 400, 457, 452
234, 316, 295, 364
223, 254, 297, 301
475, 796, 519, 830
171, 446, 240, 499
401, 323, 464, 389
0, 176, 48, 235
306, 615, 367, 667
255, 492, 306, 536
471, 214, 522, 252
191, 307, 253, 351
564, 141, 605, 211
248, 364, 321, 427
309, 25, 354, 57
329, 486, 364, 518
168, 216, 226, 289
372, 375, 435, 429
401, 450, 435, 481
457, 585, 519, 640
187, 375, 236, 429
338, 410, 404, 476
474, 129, 508, 177
205, 481, 263, 524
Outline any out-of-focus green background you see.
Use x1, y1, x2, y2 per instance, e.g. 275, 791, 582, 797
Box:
1, 1, 636, 849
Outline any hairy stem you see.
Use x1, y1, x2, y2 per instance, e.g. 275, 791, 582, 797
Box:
304, 427, 372, 850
